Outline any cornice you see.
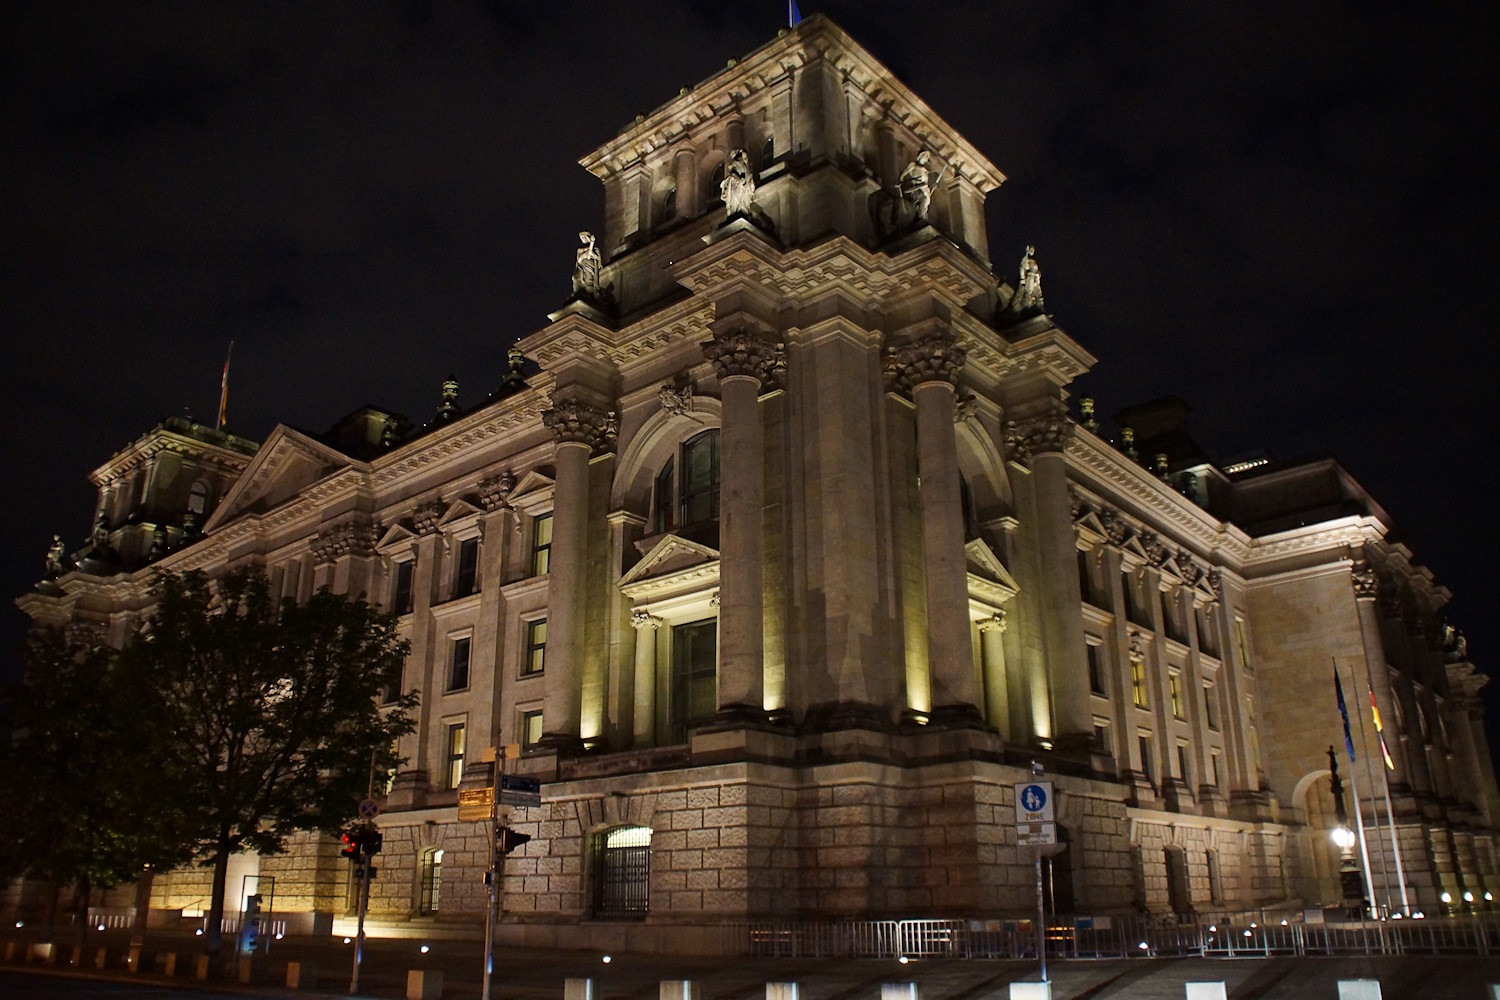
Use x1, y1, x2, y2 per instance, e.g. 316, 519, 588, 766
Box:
372, 390, 549, 487
1241, 516, 1387, 571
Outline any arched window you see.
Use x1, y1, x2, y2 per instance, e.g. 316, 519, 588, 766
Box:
418, 848, 444, 914
592, 825, 652, 917
660, 186, 677, 221
651, 429, 720, 534
188, 480, 211, 515
708, 162, 726, 204
761, 136, 775, 163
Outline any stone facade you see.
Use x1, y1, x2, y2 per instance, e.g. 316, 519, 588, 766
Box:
16, 15, 1499, 950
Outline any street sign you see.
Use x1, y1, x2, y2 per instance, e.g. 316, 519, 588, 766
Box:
1014, 781, 1057, 846
357, 798, 381, 821
498, 774, 541, 807
458, 786, 494, 821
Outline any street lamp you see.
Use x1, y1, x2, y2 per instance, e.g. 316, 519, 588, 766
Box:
1328, 747, 1367, 916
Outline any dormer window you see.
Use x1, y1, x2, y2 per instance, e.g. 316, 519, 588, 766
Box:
651, 429, 720, 534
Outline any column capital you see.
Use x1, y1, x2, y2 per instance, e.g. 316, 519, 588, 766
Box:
630, 609, 663, 630
543, 396, 617, 453
1352, 560, 1379, 601
977, 610, 1008, 634
1002, 401, 1073, 463
884, 331, 966, 394
702, 327, 780, 386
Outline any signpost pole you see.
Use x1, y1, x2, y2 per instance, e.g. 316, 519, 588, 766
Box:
1015, 765, 1055, 986
481, 747, 504, 1000
1035, 845, 1046, 982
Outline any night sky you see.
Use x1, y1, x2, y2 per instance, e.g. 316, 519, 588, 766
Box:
3, 3, 1497, 760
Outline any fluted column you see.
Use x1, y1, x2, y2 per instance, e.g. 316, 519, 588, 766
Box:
978, 612, 1011, 739
887, 332, 981, 724
702, 328, 776, 721
630, 610, 662, 747
1008, 404, 1091, 746
538, 398, 615, 750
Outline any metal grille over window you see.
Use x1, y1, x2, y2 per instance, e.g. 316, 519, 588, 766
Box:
593, 825, 652, 917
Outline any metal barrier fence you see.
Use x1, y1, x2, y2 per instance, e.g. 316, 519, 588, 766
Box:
738, 913, 1500, 960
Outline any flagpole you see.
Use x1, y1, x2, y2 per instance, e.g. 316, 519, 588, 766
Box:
217, 340, 234, 430
1335, 662, 1379, 916
1347, 666, 1391, 914
1364, 666, 1411, 915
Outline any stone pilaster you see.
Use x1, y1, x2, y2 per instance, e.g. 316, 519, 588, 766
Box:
538, 397, 616, 751
630, 610, 662, 748
977, 612, 1011, 739
887, 332, 981, 726
702, 328, 778, 724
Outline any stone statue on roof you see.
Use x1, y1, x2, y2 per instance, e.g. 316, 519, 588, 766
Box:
1015, 245, 1044, 312
721, 148, 756, 217
899, 149, 934, 222
572, 231, 602, 298
45, 534, 69, 578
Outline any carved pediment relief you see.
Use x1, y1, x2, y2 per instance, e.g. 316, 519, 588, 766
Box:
203, 426, 351, 533
506, 470, 557, 515
375, 522, 418, 550
435, 498, 484, 530
1073, 509, 1109, 550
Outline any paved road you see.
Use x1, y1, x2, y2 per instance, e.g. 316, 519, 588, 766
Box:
5, 934, 1500, 998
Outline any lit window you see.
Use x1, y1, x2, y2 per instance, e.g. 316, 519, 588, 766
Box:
454, 537, 479, 598
651, 430, 720, 533
1169, 673, 1184, 719
521, 710, 544, 750
418, 848, 444, 914
523, 619, 547, 676
447, 637, 471, 692
530, 514, 553, 576
1131, 658, 1148, 709
593, 825, 652, 917
444, 723, 465, 790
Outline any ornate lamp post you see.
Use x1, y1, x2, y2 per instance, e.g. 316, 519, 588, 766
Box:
1328, 746, 1367, 916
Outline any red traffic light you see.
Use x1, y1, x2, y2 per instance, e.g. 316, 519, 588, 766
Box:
341, 831, 361, 860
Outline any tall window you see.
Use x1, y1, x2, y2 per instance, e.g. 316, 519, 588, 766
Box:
1139, 734, 1154, 785
453, 537, 480, 597
1077, 550, 1096, 604
393, 560, 415, 615
1210, 749, 1222, 787
447, 637, 471, 692
444, 722, 466, 789
1169, 673, 1185, 719
1086, 642, 1106, 695
1176, 742, 1192, 786
593, 825, 652, 917
652, 430, 721, 533
188, 480, 210, 515
1131, 658, 1148, 709
670, 618, 718, 743
523, 619, 547, 676
1206, 849, 1224, 904
418, 848, 443, 914
531, 514, 553, 576
1203, 683, 1219, 730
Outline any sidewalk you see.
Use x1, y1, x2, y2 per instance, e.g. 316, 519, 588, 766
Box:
5, 929, 1500, 999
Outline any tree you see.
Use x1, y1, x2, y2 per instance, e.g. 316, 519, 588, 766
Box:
0, 626, 190, 947
128, 569, 415, 971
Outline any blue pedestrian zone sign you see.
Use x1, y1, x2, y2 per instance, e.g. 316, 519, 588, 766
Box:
1014, 779, 1057, 846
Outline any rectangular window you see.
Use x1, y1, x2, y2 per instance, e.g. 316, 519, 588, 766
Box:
1177, 743, 1191, 785
1077, 551, 1095, 604
670, 618, 718, 743
521, 710, 544, 750
454, 537, 480, 598
1235, 616, 1251, 670
1210, 749, 1222, 787
1139, 734, 1154, 784
1196, 606, 1218, 656
1203, 683, 1219, 730
393, 560, 415, 615
444, 722, 466, 790
679, 432, 720, 526
523, 618, 547, 676
1093, 722, 1111, 755
1131, 658, 1148, 709
1169, 673, 1185, 719
530, 514, 553, 576
652, 457, 675, 533
447, 637, 471, 692
1086, 642, 1106, 695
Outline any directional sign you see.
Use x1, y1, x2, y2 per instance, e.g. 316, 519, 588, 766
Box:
357, 798, 381, 821
457, 786, 494, 821
1017, 821, 1057, 847
498, 774, 541, 808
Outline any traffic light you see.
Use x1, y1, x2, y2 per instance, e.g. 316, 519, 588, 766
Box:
497, 825, 531, 855
341, 830, 361, 860
365, 829, 384, 855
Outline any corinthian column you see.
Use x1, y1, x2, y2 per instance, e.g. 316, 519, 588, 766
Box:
887, 331, 982, 725
538, 397, 615, 750
701, 327, 777, 722
630, 610, 662, 747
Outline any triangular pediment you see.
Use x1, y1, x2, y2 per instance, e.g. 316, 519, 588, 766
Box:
376, 522, 418, 549
619, 534, 721, 590
436, 498, 484, 529
204, 426, 353, 532
965, 538, 1020, 603
1073, 509, 1109, 548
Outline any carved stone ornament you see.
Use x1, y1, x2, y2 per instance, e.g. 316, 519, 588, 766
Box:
1001, 244, 1046, 320
411, 500, 445, 535
1003, 402, 1073, 463
630, 609, 663, 630
1179, 553, 1204, 586
478, 471, 517, 512
977, 610, 1008, 634
1002, 421, 1033, 465
1068, 489, 1086, 520
311, 521, 379, 564
720, 148, 756, 217
543, 398, 618, 453
1208, 568, 1224, 601
954, 392, 978, 425
709, 590, 721, 608
1351, 561, 1379, 601
659, 383, 694, 417
1140, 532, 1169, 568
702, 328, 780, 385
1100, 509, 1128, 547
1128, 630, 1146, 662
884, 331, 966, 394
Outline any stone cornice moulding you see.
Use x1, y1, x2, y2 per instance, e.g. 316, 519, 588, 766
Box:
579, 17, 1005, 194
1240, 558, 1360, 592
371, 390, 550, 487
1241, 516, 1387, 572
90, 431, 254, 487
